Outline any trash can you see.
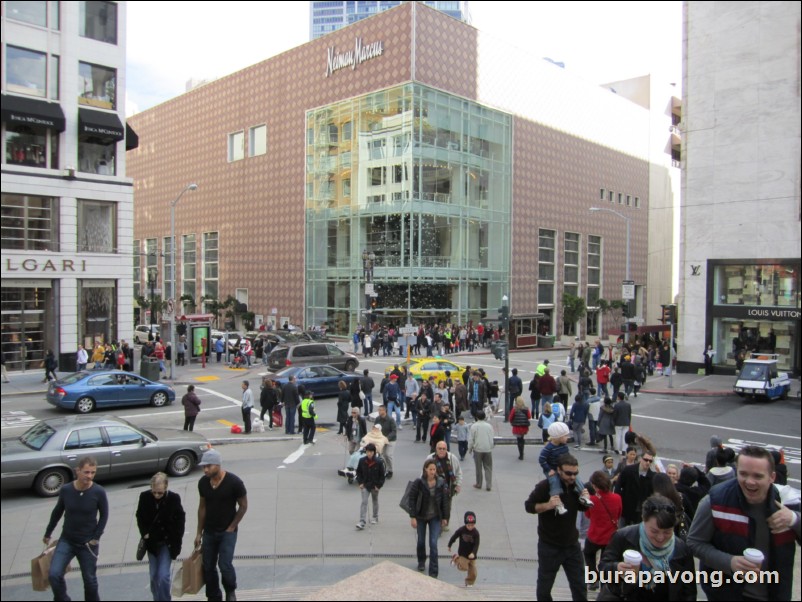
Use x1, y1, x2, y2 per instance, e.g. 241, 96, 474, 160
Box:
140, 357, 160, 381
491, 341, 508, 360
538, 335, 555, 348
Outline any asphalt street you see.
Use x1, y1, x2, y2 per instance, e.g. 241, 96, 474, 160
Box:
1, 345, 800, 599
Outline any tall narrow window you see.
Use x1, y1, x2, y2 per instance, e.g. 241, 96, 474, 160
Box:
538, 229, 556, 307
248, 124, 267, 157
78, 200, 116, 253
182, 234, 196, 303
587, 235, 602, 335
203, 232, 219, 301
228, 131, 244, 162
133, 240, 141, 299
162, 236, 174, 300
564, 232, 580, 297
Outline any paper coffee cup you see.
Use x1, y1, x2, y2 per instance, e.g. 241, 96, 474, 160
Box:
623, 549, 643, 566
743, 548, 764, 565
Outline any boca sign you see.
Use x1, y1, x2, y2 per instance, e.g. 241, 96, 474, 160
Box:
326, 38, 383, 77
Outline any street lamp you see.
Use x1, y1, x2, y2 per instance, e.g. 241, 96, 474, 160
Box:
501, 294, 511, 422
147, 267, 158, 340
169, 183, 198, 379
589, 206, 632, 340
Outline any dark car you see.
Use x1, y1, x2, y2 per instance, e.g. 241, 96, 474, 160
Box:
1, 416, 208, 496
46, 370, 176, 414
268, 365, 361, 399
267, 343, 359, 372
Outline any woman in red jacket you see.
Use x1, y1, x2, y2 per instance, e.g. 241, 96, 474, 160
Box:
583, 470, 622, 591
508, 397, 532, 460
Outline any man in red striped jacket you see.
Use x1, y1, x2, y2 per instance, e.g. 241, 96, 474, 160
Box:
687, 445, 801, 601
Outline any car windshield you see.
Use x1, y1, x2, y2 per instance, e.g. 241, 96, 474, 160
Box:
59, 372, 90, 385
20, 422, 56, 450
741, 363, 769, 381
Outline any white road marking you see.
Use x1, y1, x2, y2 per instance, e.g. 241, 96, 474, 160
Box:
282, 444, 309, 465
632, 413, 800, 441
680, 375, 712, 388
649, 397, 706, 405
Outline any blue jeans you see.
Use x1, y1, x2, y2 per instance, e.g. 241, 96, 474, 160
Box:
202, 529, 238, 601
363, 393, 373, 415
148, 543, 172, 601
547, 473, 586, 498
536, 540, 587, 601
598, 382, 609, 397
416, 517, 442, 576
588, 419, 598, 445
387, 400, 402, 425
285, 404, 297, 434
49, 538, 99, 601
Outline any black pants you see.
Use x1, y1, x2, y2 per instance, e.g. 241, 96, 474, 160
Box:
600, 434, 615, 451
536, 540, 587, 601
516, 436, 526, 459
241, 407, 252, 433
301, 417, 316, 444
260, 405, 274, 427
177, 353, 185, 366
184, 415, 196, 431
416, 416, 430, 442
583, 538, 606, 579
458, 441, 468, 460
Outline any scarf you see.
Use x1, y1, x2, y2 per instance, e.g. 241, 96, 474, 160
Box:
433, 455, 456, 497
638, 522, 675, 574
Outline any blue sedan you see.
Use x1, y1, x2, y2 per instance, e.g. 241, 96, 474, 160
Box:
268, 365, 361, 399
46, 371, 176, 414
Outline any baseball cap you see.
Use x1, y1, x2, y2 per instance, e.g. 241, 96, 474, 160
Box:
464, 511, 477, 525
198, 449, 222, 466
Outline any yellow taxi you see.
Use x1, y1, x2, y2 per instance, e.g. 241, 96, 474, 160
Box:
384, 357, 468, 383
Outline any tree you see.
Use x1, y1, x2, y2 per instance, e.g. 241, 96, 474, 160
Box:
597, 298, 625, 336
200, 296, 225, 327
179, 293, 196, 313
561, 293, 587, 337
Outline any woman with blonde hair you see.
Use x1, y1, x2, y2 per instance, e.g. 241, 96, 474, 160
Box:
509, 397, 532, 460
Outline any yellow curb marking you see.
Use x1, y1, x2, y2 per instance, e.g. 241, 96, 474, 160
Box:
218, 419, 236, 427
194, 375, 220, 382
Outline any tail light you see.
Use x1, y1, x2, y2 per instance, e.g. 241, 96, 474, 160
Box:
285, 359, 292, 366
55, 387, 67, 398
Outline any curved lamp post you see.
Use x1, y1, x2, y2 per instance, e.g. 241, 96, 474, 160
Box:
169, 183, 198, 379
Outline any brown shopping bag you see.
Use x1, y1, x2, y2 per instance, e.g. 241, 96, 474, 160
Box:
181, 547, 205, 595
31, 540, 70, 591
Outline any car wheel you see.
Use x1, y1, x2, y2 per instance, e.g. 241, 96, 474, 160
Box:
345, 360, 357, 372
75, 396, 96, 414
151, 391, 169, 407
167, 451, 196, 477
34, 467, 71, 497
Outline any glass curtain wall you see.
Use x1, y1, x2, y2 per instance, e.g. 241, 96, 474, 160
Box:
306, 84, 512, 333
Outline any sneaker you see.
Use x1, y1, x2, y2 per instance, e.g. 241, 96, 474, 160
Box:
386, 471, 393, 479
356, 522, 365, 530
370, 518, 378, 524
555, 504, 568, 515
579, 496, 595, 509
417, 563, 426, 572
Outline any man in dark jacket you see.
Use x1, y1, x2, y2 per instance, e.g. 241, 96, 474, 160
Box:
620, 357, 637, 397
614, 450, 656, 526
612, 392, 632, 455
355, 443, 385, 530
688, 445, 801, 601
360, 369, 375, 415
281, 376, 300, 435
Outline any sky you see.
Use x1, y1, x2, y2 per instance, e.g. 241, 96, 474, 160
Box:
126, 1, 682, 116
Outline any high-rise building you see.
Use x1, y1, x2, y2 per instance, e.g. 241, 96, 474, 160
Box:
310, 1, 470, 39
678, 1, 800, 375
128, 2, 675, 341
1, 0, 136, 373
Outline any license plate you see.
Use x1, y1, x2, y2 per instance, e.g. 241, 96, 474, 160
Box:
742, 389, 753, 394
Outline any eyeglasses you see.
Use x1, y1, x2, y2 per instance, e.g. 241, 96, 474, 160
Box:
560, 469, 579, 477
641, 457, 654, 464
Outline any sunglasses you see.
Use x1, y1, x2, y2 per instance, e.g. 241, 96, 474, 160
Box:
641, 457, 654, 464
560, 469, 579, 477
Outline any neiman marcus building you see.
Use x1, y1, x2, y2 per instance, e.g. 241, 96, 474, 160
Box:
128, 3, 677, 340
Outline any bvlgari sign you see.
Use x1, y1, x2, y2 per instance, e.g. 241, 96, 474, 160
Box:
326, 38, 384, 77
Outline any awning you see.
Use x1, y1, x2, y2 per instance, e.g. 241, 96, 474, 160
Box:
125, 123, 139, 151
1, 94, 65, 132
78, 108, 125, 144
178, 314, 215, 322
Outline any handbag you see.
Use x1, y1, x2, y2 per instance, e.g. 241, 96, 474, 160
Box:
136, 537, 148, 561
181, 547, 205, 594
31, 540, 69, 591
359, 390, 366, 401
399, 480, 416, 516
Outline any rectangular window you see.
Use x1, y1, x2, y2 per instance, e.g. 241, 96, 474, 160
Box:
145, 238, 158, 270
392, 164, 407, 183
634, 196, 640, 208
78, 61, 116, 110
370, 166, 386, 186
5, 125, 59, 169
342, 121, 352, 142
369, 139, 385, 160
79, 1, 117, 44
626, 195, 632, 206
162, 236, 174, 300
203, 232, 219, 301
618, 193, 623, 205
608, 190, 614, 203
600, 188, 605, 200
0, 194, 58, 251
6, 46, 47, 97
182, 234, 196, 302
327, 123, 338, 143
79, 279, 117, 347
78, 200, 116, 253
228, 131, 244, 162
248, 124, 267, 157
342, 178, 351, 197
538, 229, 556, 306
77, 138, 115, 175
133, 240, 141, 299
587, 234, 602, 300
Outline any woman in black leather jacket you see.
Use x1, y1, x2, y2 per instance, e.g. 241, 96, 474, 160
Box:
407, 459, 451, 579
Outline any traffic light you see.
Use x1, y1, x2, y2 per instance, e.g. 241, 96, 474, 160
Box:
621, 303, 629, 319
371, 298, 377, 309
661, 304, 676, 324
498, 305, 509, 321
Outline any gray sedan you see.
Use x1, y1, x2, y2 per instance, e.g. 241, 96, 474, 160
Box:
1, 415, 209, 497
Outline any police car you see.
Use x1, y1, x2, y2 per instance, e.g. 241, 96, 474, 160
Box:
733, 354, 791, 400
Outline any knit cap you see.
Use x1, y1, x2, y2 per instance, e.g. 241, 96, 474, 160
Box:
548, 422, 569, 439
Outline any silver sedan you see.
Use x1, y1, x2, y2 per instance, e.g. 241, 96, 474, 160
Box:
1, 415, 209, 497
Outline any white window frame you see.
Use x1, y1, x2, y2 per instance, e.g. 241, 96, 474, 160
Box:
228, 131, 244, 162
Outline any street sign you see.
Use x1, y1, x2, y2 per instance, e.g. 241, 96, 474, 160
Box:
622, 280, 635, 300
399, 327, 417, 335
365, 283, 375, 296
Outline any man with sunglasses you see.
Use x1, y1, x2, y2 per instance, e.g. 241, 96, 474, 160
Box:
688, 445, 801, 601
525, 454, 590, 601
614, 450, 656, 526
